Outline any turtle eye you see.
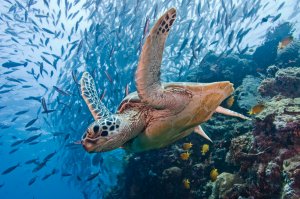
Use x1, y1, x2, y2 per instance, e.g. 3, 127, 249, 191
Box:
93, 125, 99, 133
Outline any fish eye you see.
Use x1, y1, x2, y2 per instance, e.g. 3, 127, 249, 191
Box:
93, 125, 99, 133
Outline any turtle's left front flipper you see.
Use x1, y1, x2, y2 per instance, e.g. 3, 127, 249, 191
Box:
80, 72, 112, 120
215, 106, 251, 120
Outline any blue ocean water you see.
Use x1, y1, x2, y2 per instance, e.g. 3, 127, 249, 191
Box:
0, 0, 299, 199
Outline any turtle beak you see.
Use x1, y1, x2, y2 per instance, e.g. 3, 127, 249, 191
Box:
81, 138, 96, 153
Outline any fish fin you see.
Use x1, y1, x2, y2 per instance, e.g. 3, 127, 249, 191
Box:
215, 106, 251, 120
80, 72, 111, 120
194, 125, 212, 143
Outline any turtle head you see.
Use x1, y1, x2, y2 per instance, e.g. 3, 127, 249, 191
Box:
81, 116, 123, 152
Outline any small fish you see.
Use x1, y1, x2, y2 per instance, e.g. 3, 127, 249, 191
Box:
28, 176, 37, 186
24, 133, 41, 143
53, 86, 71, 96
42, 28, 55, 35
278, 36, 293, 50
210, 168, 219, 182
201, 144, 209, 155
15, 110, 29, 115
2, 61, 27, 68
248, 103, 265, 115
11, 140, 24, 147
1, 163, 20, 175
32, 161, 47, 173
180, 152, 190, 160
86, 171, 100, 181
25, 127, 41, 131
226, 96, 234, 108
182, 142, 193, 150
43, 151, 56, 162
9, 148, 19, 154
25, 118, 38, 128
104, 71, 113, 83
183, 179, 190, 189
42, 173, 52, 181
61, 173, 72, 177
272, 13, 281, 22
41, 97, 55, 113
143, 16, 150, 38
22, 85, 32, 88
125, 84, 129, 96
0, 89, 13, 94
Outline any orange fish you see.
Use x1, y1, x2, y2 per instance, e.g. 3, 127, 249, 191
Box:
180, 152, 190, 160
182, 142, 193, 150
226, 96, 234, 108
248, 103, 265, 115
278, 36, 293, 49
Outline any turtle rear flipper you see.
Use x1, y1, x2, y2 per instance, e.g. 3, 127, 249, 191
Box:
80, 72, 111, 120
135, 8, 178, 109
215, 106, 251, 120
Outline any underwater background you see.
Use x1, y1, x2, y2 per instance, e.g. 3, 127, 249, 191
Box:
0, 0, 300, 198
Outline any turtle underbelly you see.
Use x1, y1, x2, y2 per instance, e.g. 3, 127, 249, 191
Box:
125, 120, 194, 152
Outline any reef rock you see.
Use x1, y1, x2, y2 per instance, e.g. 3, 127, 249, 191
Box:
276, 40, 300, 68
225, 132, 254, 166
162, 166, 182, 180
259, 67, 300, 98
235, 75, 262, 110
254, 97, 300, 130
281, 154, 300, 199
209, 172, 243, 199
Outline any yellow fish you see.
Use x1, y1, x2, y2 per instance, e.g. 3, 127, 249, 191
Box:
201, 144, 209, 155
226, 95, 234, 108
183, 178, 190, 189
182, 142, 193, 150
210, 168, 219, 182
180, 152, 190, 160
248, 103, 265, 115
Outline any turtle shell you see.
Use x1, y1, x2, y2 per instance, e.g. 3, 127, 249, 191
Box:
117, 91, 141, 113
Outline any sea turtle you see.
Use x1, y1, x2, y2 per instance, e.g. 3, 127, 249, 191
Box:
80, 8, 250, 153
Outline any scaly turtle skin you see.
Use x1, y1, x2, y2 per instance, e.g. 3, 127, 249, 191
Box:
80, 8, 250, 153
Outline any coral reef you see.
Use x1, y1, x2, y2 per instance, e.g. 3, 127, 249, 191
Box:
209, 172, 243, 199
276, 41, 300, 68
105, 25, 299, 198
235, 75, 262, 110
259, 67, 300, 98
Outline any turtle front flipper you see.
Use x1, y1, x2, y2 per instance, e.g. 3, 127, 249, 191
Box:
135, 8, 178, 109
80, 72, 111, 120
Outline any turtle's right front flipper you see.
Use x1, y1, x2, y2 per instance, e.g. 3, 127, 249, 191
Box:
80, 72, 111, 120
136, 8, 180, 109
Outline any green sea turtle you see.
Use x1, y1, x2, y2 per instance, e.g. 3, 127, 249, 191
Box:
80, 8, 249, 153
